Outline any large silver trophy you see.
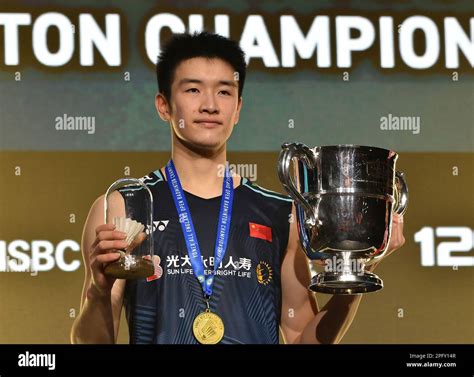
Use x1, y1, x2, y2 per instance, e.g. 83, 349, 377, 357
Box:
278, 143, 408, 294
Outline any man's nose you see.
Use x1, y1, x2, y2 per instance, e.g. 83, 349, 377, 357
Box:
200, 92, 219, 114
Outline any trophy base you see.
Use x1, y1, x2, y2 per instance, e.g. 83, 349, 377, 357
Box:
103, 254, 154, 280
309, 271, 383, 294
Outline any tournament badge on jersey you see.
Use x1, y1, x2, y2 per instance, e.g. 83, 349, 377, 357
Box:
102, 178, 155, 280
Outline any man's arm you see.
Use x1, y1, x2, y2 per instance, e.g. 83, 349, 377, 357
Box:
280, 203, 405, 344
70, 193, 127, 344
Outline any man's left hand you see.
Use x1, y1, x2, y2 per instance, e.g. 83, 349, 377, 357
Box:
368, 213, 405, 270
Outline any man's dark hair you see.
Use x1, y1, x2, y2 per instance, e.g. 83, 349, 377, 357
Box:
156, 32, 246, 101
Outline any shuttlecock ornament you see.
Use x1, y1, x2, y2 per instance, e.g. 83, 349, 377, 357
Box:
113, 217, 145, 247
102, 216, 153, 278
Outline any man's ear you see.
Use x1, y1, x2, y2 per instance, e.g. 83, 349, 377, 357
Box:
233, 97, 243, 126
155, 93, 171, 122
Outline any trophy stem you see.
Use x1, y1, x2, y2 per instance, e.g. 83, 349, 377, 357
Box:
309, 252, 383, 294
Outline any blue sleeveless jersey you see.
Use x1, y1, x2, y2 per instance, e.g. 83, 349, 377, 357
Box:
118, 169, 292, 344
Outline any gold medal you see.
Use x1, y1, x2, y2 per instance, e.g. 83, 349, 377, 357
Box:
192, 310, 225, 344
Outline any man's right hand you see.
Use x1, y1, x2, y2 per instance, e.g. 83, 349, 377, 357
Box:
72, 193, 130, 344
88, 223, 128, 299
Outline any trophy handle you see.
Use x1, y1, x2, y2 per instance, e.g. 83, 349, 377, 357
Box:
393, 171, 408, 215
278, 142, 318, 227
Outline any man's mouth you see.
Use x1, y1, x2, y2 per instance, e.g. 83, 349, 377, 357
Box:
194, 119, 222, 127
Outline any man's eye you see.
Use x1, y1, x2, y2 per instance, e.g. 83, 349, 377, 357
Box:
186, 88, 199, 93
219, 90, 231, 96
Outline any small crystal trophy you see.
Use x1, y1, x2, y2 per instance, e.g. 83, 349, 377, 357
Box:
103, 178, 154, 279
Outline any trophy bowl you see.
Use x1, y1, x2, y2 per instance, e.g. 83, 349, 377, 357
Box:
278, 142, 408, 294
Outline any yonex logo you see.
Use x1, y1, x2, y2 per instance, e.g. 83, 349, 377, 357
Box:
146, 220, 169, 234
156, 220, 169, 232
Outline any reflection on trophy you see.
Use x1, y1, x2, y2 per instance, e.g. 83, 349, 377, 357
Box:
278, 143, 408, 294
103, 178, 154, 279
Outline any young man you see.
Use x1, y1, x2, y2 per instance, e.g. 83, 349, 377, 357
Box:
71, 32, 405, 344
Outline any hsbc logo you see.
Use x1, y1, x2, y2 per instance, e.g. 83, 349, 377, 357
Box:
0, 239, 81, 273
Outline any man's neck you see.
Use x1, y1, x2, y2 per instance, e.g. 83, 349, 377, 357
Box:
165, 135, 239, 199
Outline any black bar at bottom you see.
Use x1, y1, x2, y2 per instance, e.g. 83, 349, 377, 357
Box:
0, 344, 472, 377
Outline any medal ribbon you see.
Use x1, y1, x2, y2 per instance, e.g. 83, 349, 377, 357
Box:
165, 160, 234, 297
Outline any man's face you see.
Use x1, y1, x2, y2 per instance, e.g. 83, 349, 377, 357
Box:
156, 57, 242, 151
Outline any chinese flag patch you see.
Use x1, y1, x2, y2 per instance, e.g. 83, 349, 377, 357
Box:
249, 222, 272, 242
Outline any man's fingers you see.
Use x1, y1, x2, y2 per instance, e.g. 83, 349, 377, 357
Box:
91, 230, 127, 248
95, 240, 128, 252
392, 214, 405, 239
393, 213, 404, 224
395, 220, 405, 247
385, 214, 406, 256
95, 252, 121, 265
95, 223, 116, 236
